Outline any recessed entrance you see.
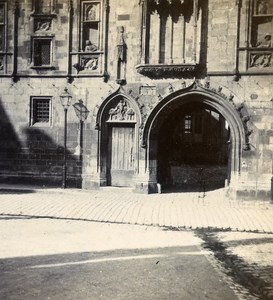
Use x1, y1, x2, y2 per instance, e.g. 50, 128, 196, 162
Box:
157, 101, 230, 193
107, 124, 135, 187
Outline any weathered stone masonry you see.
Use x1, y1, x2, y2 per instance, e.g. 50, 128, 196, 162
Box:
0, 0, 272, 200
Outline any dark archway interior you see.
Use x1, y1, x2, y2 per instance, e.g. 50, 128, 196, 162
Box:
157, 100, 231, 193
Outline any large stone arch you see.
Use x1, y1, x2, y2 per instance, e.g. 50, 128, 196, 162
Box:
139, 81, 251, 194
95, 88, 142, 187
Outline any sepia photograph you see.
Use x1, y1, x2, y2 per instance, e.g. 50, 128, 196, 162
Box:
0, 0, 273, 299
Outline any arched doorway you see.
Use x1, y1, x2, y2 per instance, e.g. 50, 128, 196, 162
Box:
97, 92, 140, 188
157, 100, 230, 192
142, 85, 246, 194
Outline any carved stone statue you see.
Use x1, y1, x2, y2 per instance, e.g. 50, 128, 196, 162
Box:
108, 99, 135, 121
257, 0, 268, 14
116, 26, 127, 83
85, 40, 97, 52
256, 33, 272, 48
250, 33, 272, 68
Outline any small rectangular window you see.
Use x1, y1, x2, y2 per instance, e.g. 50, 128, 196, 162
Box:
184, 115, 192, 133
30, 97, 52, 126
33, 38, 52, 66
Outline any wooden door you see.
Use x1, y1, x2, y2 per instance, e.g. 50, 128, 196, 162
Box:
108, 125, 135, 187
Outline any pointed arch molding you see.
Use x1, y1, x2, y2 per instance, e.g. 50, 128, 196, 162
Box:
95, 87, 142, 128
141, 80, 252, 173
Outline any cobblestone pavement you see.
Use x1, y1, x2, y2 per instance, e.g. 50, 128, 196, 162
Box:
0, 186, 273, 233
195, 230, 273, 300
1, 185, 273, 299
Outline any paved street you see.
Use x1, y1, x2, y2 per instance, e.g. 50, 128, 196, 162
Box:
1, 186, 273, 299
0, 186, 273, 233
0, 218, 239, 300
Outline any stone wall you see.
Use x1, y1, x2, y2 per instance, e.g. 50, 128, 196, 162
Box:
0, 0, 272, 199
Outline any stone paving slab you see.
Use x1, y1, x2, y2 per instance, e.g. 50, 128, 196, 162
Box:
0, 186, 273, 233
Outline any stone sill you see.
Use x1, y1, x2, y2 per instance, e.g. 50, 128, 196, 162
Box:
30, 66, 56, 70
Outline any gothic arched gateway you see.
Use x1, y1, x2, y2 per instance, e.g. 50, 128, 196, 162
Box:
140, 82, 250, 195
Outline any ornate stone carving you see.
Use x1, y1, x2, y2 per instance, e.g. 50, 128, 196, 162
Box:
181, 80, 187, 88
140, 85, 157, 96
136, 64, 197, 78
73, 54, 99, 72
157, 94, 163, 101
34, 19, 51, 31
116, 26, 127, 84
127, 89, 139, 101
250, 52, 272, 68
168, 83, 174, 93
107, 99, 136, 122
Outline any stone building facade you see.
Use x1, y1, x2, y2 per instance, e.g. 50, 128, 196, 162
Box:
0, 0, 272, 199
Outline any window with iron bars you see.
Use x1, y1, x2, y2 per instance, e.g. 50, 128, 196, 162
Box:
32, 38, 52, 66
184, 115, 192, 133
30, 97, 52, 126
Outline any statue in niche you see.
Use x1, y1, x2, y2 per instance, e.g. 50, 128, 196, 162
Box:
86, 4, 97, 21
257, 0, 268, 14
116, 26, 127, 84
250, 33, 272, 68
85, 40, 97, 52
256, 33, 272, 48
73, 40, 98, 72
84, 40, 98, 70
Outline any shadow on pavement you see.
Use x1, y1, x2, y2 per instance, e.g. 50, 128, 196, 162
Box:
0, 189, 37, 194
0, 245, 237, 300
196, 230, 273, 300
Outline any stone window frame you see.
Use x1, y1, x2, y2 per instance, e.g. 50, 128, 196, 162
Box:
30, 96, 52, 127
80, 0, 103, 52
136, 0, 200, 78
30, 36, 55, 69
71, 0, 106, 76
239, 0, 273, 72
184, 115, 192, 133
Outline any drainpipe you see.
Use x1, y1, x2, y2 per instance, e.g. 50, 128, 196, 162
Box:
192, 0, 198, 63
66, 0, 74, 83
103, 0, 110, 82
138, 0, 146, 64
12, 1, 19, 82
233, 0, 241, 81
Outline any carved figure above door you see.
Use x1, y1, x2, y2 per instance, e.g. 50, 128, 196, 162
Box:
107, 99, 136, 122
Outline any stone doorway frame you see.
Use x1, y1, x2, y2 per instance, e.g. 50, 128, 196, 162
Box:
95, 90, 142, 188
140, 81, 251, 194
